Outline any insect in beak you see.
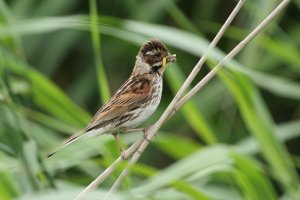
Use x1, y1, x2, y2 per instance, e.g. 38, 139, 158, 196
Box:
163, 54, 177, 68
163, 57, 167, 68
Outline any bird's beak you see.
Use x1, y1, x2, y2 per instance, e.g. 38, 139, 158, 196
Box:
163, 53, 176, 68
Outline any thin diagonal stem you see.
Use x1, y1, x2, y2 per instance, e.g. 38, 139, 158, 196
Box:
73, 137, 144, 200
104, 140, 148, 199
108, 0, 291, 194
74, 0, 291, 199
150, 0, 246, 132
75, 0, 244, 198
174, 0, 290, 113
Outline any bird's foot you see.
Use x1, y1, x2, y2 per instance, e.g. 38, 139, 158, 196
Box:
143, 128, 151, 142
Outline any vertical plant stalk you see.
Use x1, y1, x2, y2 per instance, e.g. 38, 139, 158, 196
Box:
89, 0, 111, 103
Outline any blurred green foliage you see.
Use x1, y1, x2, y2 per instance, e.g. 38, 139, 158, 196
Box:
0, 0, 300, 199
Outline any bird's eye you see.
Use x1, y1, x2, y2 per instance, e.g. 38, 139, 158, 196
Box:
154, 52, 161, 57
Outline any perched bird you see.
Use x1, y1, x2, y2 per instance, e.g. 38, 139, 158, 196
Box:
47, 39, 176, 159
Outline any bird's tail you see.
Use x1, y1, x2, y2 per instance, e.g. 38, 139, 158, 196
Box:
47, 130, 86, 157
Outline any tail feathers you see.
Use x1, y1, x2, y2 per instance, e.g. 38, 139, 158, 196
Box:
47, 130, 85, 157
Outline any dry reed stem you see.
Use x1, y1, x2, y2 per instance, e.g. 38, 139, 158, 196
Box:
73, 0, 291, 199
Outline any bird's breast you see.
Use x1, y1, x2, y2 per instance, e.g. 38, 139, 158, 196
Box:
121, 75, 162, 128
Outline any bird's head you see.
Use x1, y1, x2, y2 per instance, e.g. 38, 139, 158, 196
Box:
133, 39, 176, 75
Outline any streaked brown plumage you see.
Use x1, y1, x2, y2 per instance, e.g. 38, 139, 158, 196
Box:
48, 39, 176, 158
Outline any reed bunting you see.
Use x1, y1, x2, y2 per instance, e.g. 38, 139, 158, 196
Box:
48, 39, 176, 159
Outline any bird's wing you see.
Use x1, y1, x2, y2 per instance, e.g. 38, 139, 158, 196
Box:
47, 75, 152, 157
86, 75, 152, 131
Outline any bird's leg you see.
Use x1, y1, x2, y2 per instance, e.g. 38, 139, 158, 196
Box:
119, 127, 151, 142
143, 128, 151, 142
112, 133, 127, 160
120, 128, 150, 142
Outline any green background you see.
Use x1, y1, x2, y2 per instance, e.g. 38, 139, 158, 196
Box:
0, 0, 300, 199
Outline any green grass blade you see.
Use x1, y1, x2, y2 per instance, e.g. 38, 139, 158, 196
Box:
0, 49, 90, 127
220, 70, 299, 198
164, 1, 200, 35
0, 170, 19, 200
165, 64, 217, 144
89, 0, 110, 103
133, 145, 231, 194
233, 153, 277, 200
172, 181, 211, 200
153, 133, 201, 159
1, 16, 300, 99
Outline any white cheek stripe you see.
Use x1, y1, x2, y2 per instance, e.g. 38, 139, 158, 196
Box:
145, 49, 159, 55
